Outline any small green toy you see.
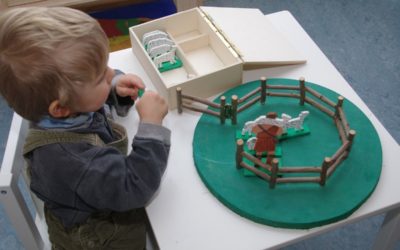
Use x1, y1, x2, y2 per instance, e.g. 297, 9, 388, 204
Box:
138, 88, 145, 97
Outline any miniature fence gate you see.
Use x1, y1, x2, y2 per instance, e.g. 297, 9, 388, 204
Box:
177, 77, 356, 188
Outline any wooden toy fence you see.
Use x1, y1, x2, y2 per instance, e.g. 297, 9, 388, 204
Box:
177, 77, 356, 188
176, 77, 270, 125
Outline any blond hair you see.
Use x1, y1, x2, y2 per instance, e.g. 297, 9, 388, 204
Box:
0, 7, 109, 121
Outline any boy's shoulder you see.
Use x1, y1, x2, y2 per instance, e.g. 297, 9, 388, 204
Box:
23, 127, 105, 156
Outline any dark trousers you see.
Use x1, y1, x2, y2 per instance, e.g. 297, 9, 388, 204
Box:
45, 207, 146, 250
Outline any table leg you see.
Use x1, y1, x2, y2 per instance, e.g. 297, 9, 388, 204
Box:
372, 207, 400, 250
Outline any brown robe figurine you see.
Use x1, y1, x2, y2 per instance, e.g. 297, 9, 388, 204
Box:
251, 112, 283, 164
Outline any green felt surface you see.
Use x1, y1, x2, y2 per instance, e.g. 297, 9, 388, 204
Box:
192, 78, 382, 229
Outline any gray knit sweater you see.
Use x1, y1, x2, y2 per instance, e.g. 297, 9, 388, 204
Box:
23, 79, 170, 228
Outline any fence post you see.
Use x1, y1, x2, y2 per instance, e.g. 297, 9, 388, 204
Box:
231, 95, 238, 125
335, 96, 344, 117
346, 130, 356, 155
260, 77, 267, 104
220, 96, 226, 124
269, 158, 279, 188
236, 139, 244, 169
176, 87, 183, 114
299, 77, 305, 106
320, 157, 331, 186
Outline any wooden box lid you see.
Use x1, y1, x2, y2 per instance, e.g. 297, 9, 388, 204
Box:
200, 6, 306, 68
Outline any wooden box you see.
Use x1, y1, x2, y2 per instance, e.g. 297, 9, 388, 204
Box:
129, 7, 306, 109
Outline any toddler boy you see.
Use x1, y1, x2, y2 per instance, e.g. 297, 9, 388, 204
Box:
0, 7, 170, 249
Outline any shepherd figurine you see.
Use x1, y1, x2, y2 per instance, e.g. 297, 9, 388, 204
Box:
251, 112, 283, 164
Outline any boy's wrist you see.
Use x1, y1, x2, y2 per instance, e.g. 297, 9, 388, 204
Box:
140, 117, 162, 126
136, 122, 171, 145
107, 69, 135, 117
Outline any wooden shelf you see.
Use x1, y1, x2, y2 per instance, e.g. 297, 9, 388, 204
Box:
1, 0, 202, 12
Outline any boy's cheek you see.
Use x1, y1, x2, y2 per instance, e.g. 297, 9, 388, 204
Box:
106, 67, 115, 83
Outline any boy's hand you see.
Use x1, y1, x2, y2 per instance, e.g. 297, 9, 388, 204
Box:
135, 91, 168, 125
115, 74, 145, 101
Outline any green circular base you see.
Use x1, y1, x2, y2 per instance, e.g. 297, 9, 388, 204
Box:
193, 79, 382, 229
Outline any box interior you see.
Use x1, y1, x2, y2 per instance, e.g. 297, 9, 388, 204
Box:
131, 8, 241, 88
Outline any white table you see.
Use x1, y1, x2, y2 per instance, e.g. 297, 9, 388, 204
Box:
110, 10, 400, 250
1, 10, 399, 250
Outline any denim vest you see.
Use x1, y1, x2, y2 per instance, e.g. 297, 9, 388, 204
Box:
23, 121, 146, 250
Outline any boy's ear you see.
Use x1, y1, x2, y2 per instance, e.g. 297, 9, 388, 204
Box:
48, 100, 71, 118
